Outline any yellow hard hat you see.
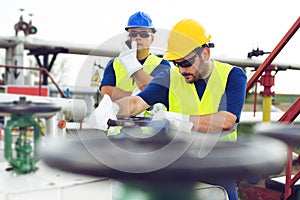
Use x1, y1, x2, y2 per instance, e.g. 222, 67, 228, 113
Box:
164, 19, 211, 60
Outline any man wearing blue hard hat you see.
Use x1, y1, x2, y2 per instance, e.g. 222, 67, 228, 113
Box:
100, 11, 171, 106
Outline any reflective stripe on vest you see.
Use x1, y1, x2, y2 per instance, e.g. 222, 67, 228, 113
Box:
168, 60, 237, 141
113, 54, 163, 92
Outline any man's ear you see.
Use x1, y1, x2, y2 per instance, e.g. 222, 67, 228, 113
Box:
202, 47, 210, 61
150, 35, 154, 43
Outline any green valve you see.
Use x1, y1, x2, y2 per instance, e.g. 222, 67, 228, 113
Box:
0, 97, 61, 174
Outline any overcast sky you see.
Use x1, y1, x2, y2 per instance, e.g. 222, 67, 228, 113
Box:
0, 0, 299, 94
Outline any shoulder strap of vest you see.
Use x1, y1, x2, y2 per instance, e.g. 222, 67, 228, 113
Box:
142, 54, 163, 74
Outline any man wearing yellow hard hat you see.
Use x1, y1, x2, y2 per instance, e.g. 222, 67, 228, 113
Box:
91, 19, 247, 200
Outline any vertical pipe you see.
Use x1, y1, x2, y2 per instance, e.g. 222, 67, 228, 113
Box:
10, 43, 25, 85
262, 96, 272, 122
45, 116, 57, 138
285, 147, 293, 199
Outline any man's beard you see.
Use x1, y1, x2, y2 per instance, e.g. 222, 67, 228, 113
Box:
182, 73, 197, 83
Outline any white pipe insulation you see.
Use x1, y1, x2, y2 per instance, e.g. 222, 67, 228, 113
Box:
0, 93, 87, 121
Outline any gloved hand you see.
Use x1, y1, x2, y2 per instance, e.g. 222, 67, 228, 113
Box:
118, 40, 142, 77
86, 94, 119, 131
147, 103, 166, 116
152, 110, 193, 133
131, 86, 141, 96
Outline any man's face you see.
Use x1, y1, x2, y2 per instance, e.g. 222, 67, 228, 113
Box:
127, 28, 154, 51
173, 48, 210, 83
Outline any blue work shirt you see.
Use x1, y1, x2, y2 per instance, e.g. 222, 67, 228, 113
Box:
138, 66, 247, 122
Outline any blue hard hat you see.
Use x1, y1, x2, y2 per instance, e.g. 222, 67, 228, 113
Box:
125, 11, 156, 33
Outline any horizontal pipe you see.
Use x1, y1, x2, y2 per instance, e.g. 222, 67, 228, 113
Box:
0, 93, 87, 121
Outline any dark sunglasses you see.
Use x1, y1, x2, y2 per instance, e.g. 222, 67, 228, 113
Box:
172, 52, 199, 68
129, 31, 152, 38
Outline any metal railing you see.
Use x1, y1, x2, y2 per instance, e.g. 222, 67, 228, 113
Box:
0, 64, 66, 98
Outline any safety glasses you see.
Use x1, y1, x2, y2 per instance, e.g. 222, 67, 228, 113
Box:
129, 31, 152, 38
172, 52, 199, 68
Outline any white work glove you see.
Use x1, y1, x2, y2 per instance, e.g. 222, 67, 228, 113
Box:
118, 40, 142, 77
152, 110, 193, 133
86, 94, 119, 131
146, 103, 166, 116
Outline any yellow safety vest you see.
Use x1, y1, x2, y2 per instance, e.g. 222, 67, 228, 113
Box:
168, 60, 237, 141
113, 54, 163, 92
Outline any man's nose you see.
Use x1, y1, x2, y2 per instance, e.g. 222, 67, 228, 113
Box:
179, 66, 187, 73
